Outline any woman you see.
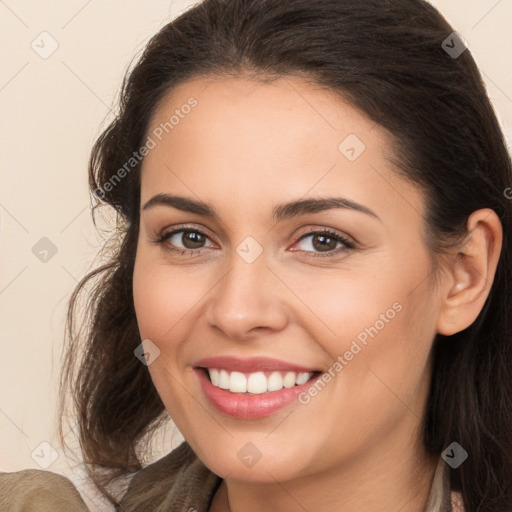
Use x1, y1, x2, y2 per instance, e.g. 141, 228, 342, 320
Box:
1, 0, 511, 510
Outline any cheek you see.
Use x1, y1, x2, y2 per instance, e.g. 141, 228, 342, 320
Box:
285, 256, 436, 386
280, 264, 400, 348
132, 251, 198, 417
132, 251, 207, 341
297, 280, 435, 466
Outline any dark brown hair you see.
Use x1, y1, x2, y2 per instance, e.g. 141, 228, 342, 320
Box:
58, 0, 512, 509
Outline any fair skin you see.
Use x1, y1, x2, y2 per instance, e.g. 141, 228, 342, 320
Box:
132, 74, 502, 512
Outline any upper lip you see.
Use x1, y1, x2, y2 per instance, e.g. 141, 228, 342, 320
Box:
194, 356, 320, 373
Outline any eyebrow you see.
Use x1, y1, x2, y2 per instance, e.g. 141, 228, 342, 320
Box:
142, 193, 381, 222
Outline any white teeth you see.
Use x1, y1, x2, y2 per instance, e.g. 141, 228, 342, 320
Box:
209, 368, 219, 386
207, 368, 314, 394
230, 372, 247, 393
267, 371, 283, 391
219, 369, 230, 389
247, 372, 267, 394
283, 372, 296, 388
296, 372, 310, 385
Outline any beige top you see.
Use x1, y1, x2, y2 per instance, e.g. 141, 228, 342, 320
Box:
0, 441, 465, 511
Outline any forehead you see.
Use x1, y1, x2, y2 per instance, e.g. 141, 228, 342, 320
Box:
145, 74, 380, 168
140, 75, 425, 226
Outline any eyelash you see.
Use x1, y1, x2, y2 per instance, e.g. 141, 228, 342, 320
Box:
152, 226, 356, 258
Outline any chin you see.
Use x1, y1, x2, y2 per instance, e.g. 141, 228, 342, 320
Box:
186, 432, 314, 483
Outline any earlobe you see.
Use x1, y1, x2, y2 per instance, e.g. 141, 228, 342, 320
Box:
436, 208, 503, 336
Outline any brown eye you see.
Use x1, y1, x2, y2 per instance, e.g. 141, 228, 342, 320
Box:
159, 228, 215, 253
311, 233, 339, 252
179, 230, 207, 249
292, 229, 356, 258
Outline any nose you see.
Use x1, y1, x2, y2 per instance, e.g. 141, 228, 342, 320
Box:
204, 253, 289, 341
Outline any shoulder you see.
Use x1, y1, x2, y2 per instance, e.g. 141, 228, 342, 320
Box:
0, 468, 89, 511
119, 441, 222, 512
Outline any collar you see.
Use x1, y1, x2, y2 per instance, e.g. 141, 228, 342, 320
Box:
424, 456, 453, 512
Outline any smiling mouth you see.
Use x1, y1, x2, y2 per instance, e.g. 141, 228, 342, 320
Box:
200, 367, 321, 394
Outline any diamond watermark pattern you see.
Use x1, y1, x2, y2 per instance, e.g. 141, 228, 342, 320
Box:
237, 442, 263, 468
32, 237, 58, 263
31, 32, 59, 59
134, 338, 161, 366
31, 441, 59, 469
338, 134, 366, 162
441, 441, 468, 469
442, 32, 468, 59
236, 236, 263, 264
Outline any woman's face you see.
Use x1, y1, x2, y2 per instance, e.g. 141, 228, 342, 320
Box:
133, 75, 443, 484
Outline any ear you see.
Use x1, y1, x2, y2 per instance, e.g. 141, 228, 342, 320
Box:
436, 208, 503, 336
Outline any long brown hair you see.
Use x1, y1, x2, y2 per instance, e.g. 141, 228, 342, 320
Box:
58, 0, 512, 508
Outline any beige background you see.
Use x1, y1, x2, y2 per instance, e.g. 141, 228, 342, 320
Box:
0, 1, 511, 510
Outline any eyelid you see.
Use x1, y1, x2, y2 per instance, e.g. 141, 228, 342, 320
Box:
154, 223, 356, 257
292, 226, 356, 246
159, 223, 216, 240
157, 224, 218, 250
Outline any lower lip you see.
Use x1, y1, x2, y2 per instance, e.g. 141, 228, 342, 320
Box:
195, 368, 321, 419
